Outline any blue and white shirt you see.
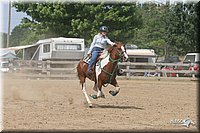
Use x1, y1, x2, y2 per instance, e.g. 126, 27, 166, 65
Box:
88, 33, 115, 54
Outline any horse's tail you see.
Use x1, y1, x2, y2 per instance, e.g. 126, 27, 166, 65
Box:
76, 60, 86, 84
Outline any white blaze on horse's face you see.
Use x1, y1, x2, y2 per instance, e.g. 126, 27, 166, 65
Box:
121, 45, 128, 61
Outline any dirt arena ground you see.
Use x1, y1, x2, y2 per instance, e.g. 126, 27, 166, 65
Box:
2, 74, 199, 132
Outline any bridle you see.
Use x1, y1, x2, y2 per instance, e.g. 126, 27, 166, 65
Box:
108, 46, 127, 63
98, 45, 127, 86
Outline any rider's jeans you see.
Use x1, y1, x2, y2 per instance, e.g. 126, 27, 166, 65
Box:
88, 47, 103, 70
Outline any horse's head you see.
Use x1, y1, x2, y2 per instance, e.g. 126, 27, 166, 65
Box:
108, 42, 128, 62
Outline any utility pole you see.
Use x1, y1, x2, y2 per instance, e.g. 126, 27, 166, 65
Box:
7, 0, 11, 48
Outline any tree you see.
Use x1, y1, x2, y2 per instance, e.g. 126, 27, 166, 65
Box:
10, 24, 47, 47
130, 3, 168, 56
12, 2, 142, 46
162, 2, 198, 57
130, 2, 198, 57
11, 1, 198, 57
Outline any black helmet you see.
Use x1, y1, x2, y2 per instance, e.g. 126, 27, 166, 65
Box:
99, 26, 108, 32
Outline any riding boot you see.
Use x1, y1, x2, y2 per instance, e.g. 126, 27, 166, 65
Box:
87, 69, 93, 76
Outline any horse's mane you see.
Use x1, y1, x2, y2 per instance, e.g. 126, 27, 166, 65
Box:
108, 41, 124, 53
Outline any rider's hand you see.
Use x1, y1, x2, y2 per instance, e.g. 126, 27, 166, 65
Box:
87, 53, 92, 58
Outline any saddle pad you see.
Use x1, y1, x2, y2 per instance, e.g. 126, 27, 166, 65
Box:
83, 55, 91, 64
99, 50, 108, 59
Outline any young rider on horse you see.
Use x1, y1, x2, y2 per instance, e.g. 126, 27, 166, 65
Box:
87, 26, 115, 75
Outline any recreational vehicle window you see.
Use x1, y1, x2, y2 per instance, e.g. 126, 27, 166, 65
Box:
55, 44, 81, 50
43, 44, 50, 53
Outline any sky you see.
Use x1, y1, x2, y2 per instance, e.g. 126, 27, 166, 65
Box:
0, 1, 28, 34
0, 0, 198, 34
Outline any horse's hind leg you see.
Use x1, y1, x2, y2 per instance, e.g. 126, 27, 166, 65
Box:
109, 79, 120, 96
93, 82, 97, 92
77, 62, 92, 107
82, 81, 93, 107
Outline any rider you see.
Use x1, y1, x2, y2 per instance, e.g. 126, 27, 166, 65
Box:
87, 26, 115, 75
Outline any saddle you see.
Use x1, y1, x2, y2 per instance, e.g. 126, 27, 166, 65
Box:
83, 50, 108, 64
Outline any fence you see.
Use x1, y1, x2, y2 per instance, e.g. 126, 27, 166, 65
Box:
9, 60, 78, 79
7, 60, 199, 80
118, 62, 199, 80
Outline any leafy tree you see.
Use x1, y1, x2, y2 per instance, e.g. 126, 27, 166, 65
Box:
12, 2, 142, 46
10, 24, 46, 47
162, 2, 198, 57
130, 3, 168, 56
11, 1, 198, 58
130, 2, 198, 57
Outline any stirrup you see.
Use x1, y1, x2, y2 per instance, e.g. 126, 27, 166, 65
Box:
87, 69, 93, 76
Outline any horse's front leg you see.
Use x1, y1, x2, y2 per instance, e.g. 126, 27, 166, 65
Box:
109, 79, 120, 96
97, 88, 105, 98
97, 80, 106, 98
90, 81, 105, 99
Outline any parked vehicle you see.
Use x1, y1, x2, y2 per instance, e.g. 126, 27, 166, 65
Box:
182, 53, 199, 77
7, 37, 85, 61
161, 65, 183, 77
183, 53, 199, 64
119, 45, 157, 76
157, 55, 181, 63
0, 61, 9, 72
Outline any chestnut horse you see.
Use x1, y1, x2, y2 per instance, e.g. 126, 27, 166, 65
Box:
77, 42, 128, 107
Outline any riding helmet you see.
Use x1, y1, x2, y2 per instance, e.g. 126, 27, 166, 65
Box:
99, 26, 108, 32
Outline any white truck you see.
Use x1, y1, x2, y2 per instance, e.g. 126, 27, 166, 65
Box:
183, 53, 200, 64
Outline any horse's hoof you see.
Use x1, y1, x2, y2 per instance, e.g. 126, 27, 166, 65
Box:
97, 95, 105, 99
109, 90, 119, 96
100, 95, 105, 98
90, 94, 98, 99
88, 103, 93, 108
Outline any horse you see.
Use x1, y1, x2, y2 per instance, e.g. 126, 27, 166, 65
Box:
77, 42, 128, 107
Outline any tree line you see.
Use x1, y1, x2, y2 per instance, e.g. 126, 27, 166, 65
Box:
5, 1, 199, 58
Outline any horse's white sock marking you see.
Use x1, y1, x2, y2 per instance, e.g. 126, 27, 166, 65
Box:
97, 89, 104, 97
116, 86, 120, 92
82, 83, 92, 106
97, 90, 101, 97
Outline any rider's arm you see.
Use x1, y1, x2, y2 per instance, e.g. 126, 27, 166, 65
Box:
106, 38, 115, 46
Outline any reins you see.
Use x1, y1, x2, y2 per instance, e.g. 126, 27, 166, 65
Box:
98, 47, 124, 87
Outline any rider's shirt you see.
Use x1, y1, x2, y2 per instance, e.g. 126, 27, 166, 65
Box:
88, 33, 115, 54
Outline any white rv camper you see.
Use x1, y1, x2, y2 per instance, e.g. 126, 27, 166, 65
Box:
29, 37, 85, 61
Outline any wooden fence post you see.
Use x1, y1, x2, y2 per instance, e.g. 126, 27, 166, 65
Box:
157, 64, 161, 81
191, 63, 195, 78
42, 61, 46, 74
126, 65, 130, 79
46, 60, 50, 78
